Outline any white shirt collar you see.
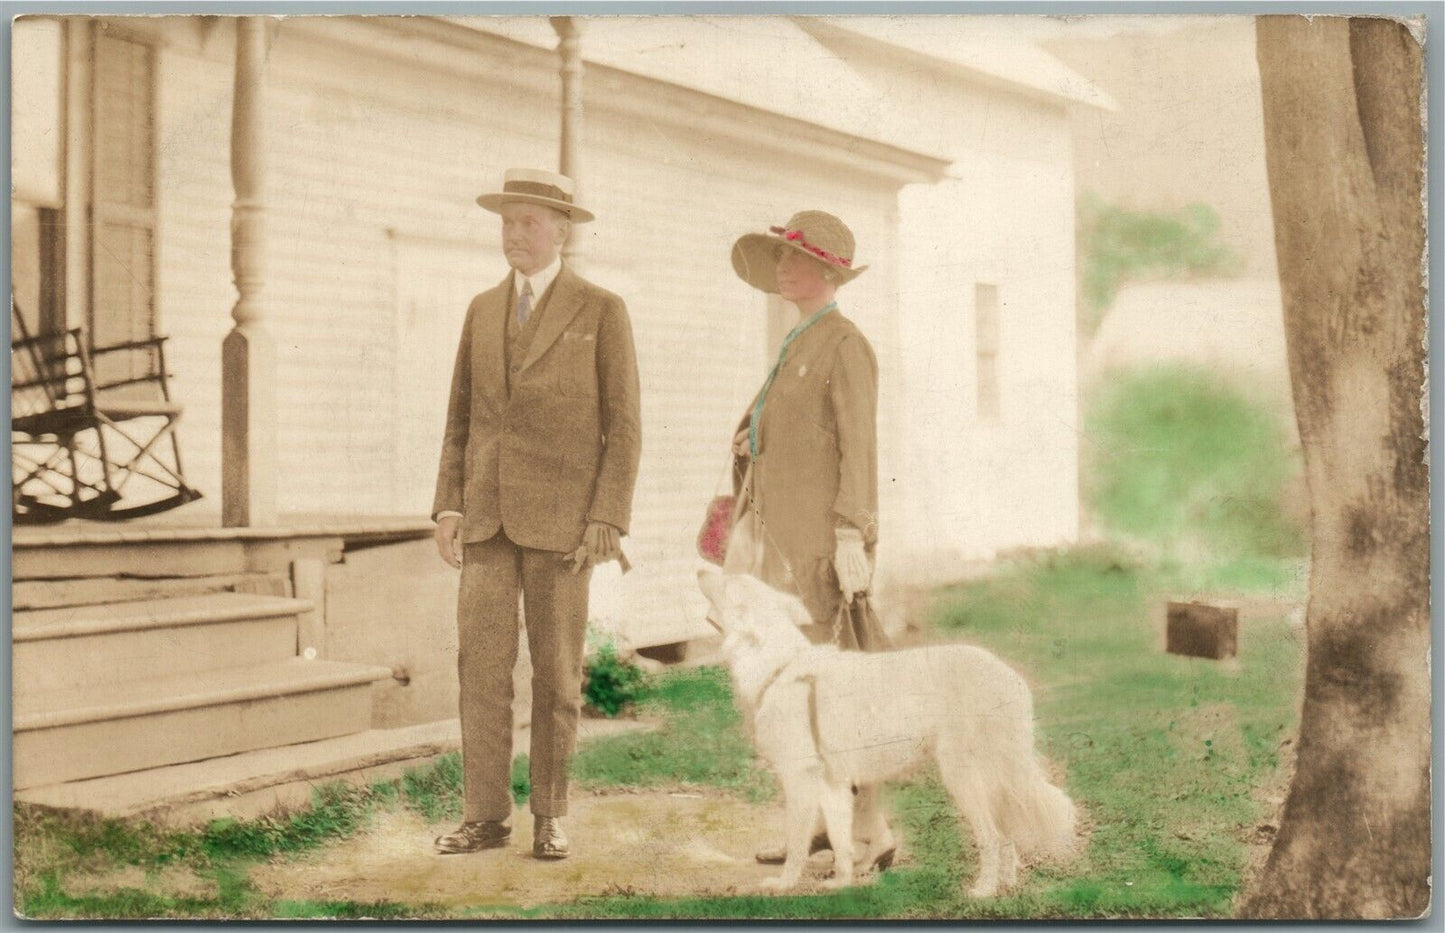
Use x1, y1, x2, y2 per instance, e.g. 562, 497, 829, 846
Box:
514, 254, 563, 300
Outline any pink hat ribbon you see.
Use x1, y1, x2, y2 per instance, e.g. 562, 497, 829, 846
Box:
769, 226, 854, 268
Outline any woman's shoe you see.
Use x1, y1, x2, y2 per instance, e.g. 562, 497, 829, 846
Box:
755, 832, 830, 865
852, 829, 898, 874
867, 845, 897, 873
533, 816, 570, 859
822, 842, 898, 883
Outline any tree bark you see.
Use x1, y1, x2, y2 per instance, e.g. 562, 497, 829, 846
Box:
1242, 15, 1429, 919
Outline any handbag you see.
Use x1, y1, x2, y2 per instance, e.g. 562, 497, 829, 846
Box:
833, 591, 891, 652
697, 457, 743, 566
697, 495, 735, 566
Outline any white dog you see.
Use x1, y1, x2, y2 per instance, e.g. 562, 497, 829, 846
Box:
698, 569, 1078, 896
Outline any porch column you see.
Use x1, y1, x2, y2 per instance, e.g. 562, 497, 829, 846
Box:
222, 17, 277, 527
551, 16, 584, 266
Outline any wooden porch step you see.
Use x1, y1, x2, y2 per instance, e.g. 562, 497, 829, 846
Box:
14, 716, 660, 827
14, 592, 311, 640
12, 537, 251, 581
13, 658, 394, 789
17, 720, 466, 826
13, 593, 311, 695
11, 516, 432, 582
13, 571, 291, 611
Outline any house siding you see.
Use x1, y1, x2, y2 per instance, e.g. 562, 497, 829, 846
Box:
50, 15, 1081, 647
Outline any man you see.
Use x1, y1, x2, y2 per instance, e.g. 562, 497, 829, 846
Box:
431, 168, 642, 860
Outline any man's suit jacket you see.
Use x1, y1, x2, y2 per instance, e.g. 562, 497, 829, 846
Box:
433, 265, 642, 552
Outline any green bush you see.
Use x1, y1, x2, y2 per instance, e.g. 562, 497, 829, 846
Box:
582, 641, 651, 718
1084, 365, 1306, 570
511, 754, 531, 805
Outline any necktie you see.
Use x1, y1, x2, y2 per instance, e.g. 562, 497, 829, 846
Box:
516, 280, 535, 326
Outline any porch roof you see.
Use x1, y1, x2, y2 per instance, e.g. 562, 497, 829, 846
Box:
444, 15, 949, 163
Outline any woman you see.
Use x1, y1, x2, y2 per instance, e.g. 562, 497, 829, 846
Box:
724, 210, 894, 871
725, 210, 879, 628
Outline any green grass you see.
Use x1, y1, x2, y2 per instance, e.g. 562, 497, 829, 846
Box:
572, 666, 776, 800
15, 548, 1303, 920
12, 750, 520, 919
926, 547, 1302, 917
525, 545, 1304, 920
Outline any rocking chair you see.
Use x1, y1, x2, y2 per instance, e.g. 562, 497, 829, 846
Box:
11, 304, 203, 523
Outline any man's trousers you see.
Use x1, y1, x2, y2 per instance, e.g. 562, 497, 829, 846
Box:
457, 532, 592, 822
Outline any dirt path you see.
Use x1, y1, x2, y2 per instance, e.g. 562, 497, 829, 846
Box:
248, 791, 851, 910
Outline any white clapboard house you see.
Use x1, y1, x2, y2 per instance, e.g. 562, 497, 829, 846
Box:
11, 15, 1109, 817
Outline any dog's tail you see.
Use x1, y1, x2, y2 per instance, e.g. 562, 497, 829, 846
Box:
993, 754, 1078, 863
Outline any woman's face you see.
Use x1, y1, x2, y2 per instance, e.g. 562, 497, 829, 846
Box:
774, 247, 834, 304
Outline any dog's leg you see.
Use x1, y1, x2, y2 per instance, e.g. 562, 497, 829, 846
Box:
999, 839, 1019, 890
760, 768, 823, 891
818, 781, 855, 889
851, 783, 896, 874
942, 767, 1003, 898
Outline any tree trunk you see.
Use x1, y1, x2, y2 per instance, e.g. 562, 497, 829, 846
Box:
1241, 15, 1429, 919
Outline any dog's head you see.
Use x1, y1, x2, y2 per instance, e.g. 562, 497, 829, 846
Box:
697, 567, 813, 656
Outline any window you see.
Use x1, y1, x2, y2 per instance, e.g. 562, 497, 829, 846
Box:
976, 283, 1000, 421
89, 27, 158, 388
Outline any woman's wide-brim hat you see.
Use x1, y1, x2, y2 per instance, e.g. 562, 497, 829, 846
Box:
732, 210, 868, 293
477, 167, 595, 223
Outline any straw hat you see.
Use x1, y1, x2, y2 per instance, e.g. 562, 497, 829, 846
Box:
731, 210, 868, 293
477, 168, 595, 223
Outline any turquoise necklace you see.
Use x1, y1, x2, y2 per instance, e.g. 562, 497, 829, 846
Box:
749, 301, 838, 460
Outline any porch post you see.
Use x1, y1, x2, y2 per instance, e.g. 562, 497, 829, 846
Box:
221, 17, 277, 527
551, 16, 584, 266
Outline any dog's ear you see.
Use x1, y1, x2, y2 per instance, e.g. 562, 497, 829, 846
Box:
723, 575, 751, 611
696, 567, 726, 612
722, 576, 756, 628
750, 575, 813, 630
784, 595, 814, 630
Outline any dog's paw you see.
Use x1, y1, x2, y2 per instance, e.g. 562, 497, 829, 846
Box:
756, 876, 796, 893
820, 873, 856, 891
967, 880, 1000, 899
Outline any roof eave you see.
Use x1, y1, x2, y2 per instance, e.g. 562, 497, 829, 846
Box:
795, 16, 1119, 113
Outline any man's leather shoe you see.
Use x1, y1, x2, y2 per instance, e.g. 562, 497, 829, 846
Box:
755, 832, 830, 865
434, 820, 510, 854
533, 816, 570, 859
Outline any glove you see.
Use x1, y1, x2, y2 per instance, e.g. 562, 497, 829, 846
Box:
834, 526, 872, 600
568, 522, 622, 574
